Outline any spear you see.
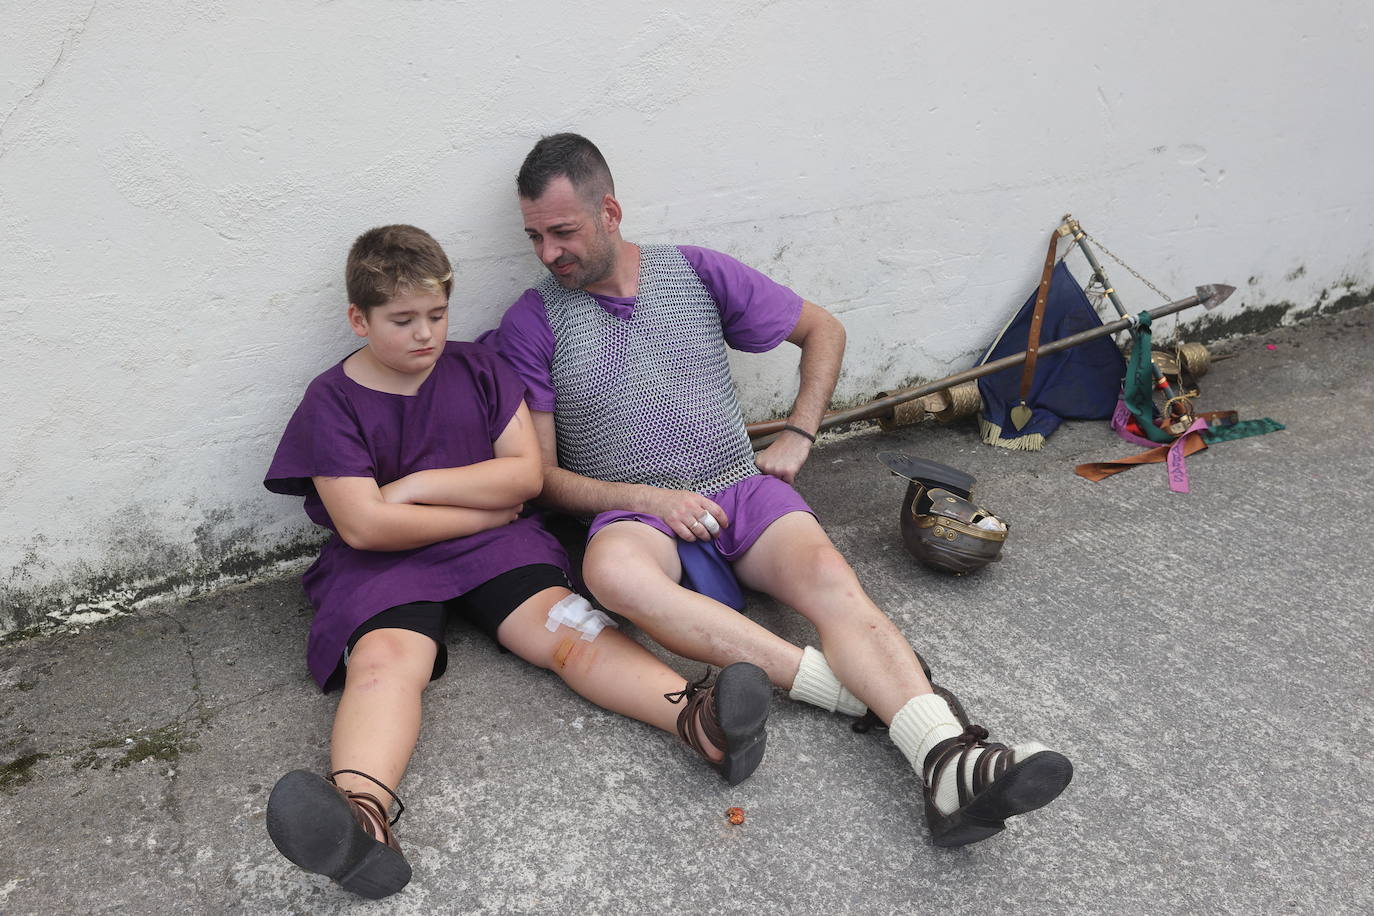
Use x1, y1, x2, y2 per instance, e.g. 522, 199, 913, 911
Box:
748, 283, 1234, 449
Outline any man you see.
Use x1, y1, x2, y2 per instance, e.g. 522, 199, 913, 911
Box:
496, 133, 1072, 847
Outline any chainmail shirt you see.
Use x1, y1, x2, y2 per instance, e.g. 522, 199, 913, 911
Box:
539, 244, 760, 496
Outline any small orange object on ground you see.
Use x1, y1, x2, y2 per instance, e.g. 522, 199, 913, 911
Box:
725, 807, 745, 825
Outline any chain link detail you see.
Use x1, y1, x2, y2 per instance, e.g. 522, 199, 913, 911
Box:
1077, 228, 1174, 303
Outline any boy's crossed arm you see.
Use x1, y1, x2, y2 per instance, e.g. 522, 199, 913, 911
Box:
315, 402, 543, 553
379, 402, 543, 510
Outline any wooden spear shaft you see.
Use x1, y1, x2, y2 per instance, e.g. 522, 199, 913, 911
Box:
748, 284, 1232, 449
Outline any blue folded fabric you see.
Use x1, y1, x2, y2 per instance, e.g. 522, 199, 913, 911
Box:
677, 540, 745, 611
977, 261, 1125, 447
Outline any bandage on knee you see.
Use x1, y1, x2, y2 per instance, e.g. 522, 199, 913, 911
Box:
545, 593, 617, 641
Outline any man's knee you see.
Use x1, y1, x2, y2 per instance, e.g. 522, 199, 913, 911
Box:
790, 541, 860, 592
583, 531, 673, 614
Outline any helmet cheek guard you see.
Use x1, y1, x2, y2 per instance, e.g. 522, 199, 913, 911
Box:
879, 453, 1008, 575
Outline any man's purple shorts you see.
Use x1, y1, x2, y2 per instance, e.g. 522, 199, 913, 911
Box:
587, 474, 814, 561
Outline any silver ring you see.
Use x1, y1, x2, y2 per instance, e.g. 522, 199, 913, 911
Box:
698, 513, 720, 535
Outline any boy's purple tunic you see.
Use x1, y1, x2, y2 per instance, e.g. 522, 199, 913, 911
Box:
265, 341, 566, 689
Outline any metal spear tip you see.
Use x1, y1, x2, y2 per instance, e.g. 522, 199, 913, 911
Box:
1195, 283, 1236, 310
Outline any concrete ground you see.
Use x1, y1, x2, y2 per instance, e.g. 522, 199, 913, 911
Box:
3, 303, 1372, 916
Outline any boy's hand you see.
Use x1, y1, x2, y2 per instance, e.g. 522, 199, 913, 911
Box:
467, 505, 519, 532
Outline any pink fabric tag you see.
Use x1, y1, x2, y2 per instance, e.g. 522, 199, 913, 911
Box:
1110, 399, 1212, 493
1164, 417, 1212, 493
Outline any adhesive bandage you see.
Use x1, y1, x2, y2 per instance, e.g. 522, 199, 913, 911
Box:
544, 593, 617, 641
698, 513, 720, 536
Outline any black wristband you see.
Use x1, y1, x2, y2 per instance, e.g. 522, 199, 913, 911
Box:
781, 423, 817, 443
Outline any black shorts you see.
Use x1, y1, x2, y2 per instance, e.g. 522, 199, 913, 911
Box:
334, 564, 569, 688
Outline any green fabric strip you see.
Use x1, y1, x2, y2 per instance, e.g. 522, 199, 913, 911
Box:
1122, 310, 1284, 448
1201, 418, 1285, 443
1122, 312, 1175, 444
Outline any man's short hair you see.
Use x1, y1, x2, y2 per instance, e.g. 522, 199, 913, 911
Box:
345, 225, 453, 313
516, 133, 615, 208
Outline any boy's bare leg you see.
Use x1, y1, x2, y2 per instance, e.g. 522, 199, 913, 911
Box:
497, 587, 763, 764
330, 628, 437, 826
581, 522, 807, 687
732, 511, 931, 723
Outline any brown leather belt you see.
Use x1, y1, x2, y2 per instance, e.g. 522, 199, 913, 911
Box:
1011, 230, 1061, 430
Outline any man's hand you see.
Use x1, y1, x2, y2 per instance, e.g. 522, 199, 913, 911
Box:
754, 301, 842, 486
754, 430, 813, 484
641, 488, 729, 542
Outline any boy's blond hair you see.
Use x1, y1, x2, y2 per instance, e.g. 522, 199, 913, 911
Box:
346, 225, 454, 313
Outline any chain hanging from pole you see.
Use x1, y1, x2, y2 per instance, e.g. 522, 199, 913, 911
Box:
1052, 225, 1106, 309
1073, 227, 1175, 303
1082, 271, 1107, 309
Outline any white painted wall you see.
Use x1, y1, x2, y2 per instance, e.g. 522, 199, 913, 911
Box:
3, 1, 1371, 630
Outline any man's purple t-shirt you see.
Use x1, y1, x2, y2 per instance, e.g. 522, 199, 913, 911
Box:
496, 245, 803, 412
264, 340, 567, 690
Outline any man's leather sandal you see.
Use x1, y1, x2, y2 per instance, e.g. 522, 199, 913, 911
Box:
922, 725, 1073, 848
667, 662, 771, 786
266, 768, 412, 898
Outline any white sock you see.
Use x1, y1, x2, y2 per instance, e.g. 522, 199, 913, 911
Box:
889, 693, 1049, 815
788, 646, 868, 717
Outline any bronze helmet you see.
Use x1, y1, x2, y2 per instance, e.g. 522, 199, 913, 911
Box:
878, 453, 1008, 574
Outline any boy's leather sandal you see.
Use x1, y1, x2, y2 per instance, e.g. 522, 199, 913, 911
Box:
667, 662, 771, 786
266, 768, 412, 899
922, 725, 1073, 848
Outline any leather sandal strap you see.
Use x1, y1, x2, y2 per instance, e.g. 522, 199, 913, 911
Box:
342, 790, 398, 849
974, 743, 1010, 793
328, 768, 405, 826
675, 689, 710, 754
666, 670, 727, 760
924, 724, 1032, 818
924, 724, 1012, 803
956, 743, 978, 807
924, 732, 972, 793
663, 669, 712, 705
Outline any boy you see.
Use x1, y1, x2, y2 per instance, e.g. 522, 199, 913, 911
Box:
262, 225, 770, 898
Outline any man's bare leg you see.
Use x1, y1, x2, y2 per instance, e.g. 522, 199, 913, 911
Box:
734, 511, 1072, 844
731, 511, 931, 723
582, 521, 807, 687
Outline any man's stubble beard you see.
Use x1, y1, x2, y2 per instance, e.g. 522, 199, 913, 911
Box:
560, 222, 617, 290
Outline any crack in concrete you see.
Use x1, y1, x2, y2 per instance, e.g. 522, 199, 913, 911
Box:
9, 661, 282, 789
3, 612, 235, 792
157, 609, 213, 728
0, 0, 99, 159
